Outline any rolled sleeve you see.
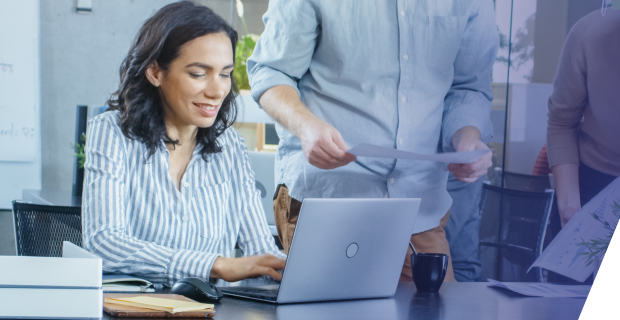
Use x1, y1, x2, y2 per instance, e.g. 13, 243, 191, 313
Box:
247, 0, 319, 103
442, 0, 498, 150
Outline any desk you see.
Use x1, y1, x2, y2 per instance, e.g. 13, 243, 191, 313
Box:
102, 282, 585, 320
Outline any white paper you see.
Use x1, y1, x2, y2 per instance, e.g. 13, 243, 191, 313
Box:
487, 279, 590, 298
347, 143, 491, 164
530, 177, 620, 282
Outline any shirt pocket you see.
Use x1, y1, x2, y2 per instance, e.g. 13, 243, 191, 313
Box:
194, 179, 232, 244
426, 16, 467, 74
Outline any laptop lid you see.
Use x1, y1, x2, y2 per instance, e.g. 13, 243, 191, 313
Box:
276, 198, 420, 304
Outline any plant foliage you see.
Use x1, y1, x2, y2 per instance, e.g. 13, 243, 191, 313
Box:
234, 34, 258, 90
576, 200, 620, 268
72, 133, 86, 169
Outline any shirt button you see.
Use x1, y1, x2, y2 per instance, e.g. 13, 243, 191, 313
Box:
399, 139, 404, 145
389, 178, 395, 184
401, 96, 407, 102
403, 54, 409, 60
182, 215, 188, 222
400, 10, 405, 16
183, 181, 189, 188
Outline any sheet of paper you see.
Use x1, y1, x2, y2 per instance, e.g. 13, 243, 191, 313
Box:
487, 279, 590, 298
347, 143, 491, 164
530, 177, 620, 282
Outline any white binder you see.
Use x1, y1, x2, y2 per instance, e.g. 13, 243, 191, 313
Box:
0, 241, 102, 319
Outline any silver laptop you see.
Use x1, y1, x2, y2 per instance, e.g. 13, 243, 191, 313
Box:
221, 198, 421, 304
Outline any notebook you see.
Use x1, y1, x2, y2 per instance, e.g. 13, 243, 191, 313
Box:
103, 274, 155, 293
104, 296, 212, 314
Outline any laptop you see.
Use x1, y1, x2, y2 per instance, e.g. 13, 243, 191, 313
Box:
220, 198, 421, 304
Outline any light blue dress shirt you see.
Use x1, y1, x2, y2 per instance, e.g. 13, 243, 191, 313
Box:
82, 111, 285, 286
248, 0, 498, 233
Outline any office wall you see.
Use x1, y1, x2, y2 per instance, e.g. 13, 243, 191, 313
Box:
39, 0, 268, 192
0, 210, 16, 255
531, 0, 600, 84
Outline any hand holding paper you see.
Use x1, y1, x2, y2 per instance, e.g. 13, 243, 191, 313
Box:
347, 143, 491, 164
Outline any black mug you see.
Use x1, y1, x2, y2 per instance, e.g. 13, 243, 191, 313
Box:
411, 253, 449, 292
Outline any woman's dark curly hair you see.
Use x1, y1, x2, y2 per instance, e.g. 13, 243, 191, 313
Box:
107, 1, 238, 161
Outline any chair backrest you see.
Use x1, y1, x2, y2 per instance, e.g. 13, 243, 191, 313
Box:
247, 151, 276, 226
503, 171, 551, 192
12, 201, 82, 257
478, 184, 554, 282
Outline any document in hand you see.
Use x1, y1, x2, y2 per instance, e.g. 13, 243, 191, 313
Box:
530, 177, 620, 282
487, 279, 590, 298
347, 143, 491, 164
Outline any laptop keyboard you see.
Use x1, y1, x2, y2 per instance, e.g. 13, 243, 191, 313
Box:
221, 286, 279, 301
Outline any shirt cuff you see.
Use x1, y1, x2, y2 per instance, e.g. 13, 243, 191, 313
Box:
443, 112, 491, 151
167, 249, 220, 286
546, 145, 581, 169
250, 65, 301, 104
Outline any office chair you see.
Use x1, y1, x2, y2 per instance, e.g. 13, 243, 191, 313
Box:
478, 184, 554, 282
12, 201, 82, 257
503, 171, 552, 192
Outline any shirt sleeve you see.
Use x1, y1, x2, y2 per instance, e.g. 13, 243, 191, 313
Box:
442, 0, 498, 151
546, 19, 588, 169
82, 116, 219, 285
246, 0, 320, 103
228, 130, 286, 260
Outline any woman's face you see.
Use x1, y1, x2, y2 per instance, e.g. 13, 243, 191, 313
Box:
148, 32, 234, 129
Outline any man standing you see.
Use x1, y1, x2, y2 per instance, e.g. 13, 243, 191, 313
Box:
248, 0, 497, 282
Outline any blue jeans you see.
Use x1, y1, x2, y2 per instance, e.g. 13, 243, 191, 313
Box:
445, 174, 484, 282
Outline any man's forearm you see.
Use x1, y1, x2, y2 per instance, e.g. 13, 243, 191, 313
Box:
258, 85, 319, 139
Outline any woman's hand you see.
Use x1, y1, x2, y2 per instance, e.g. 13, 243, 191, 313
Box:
210, 255, 286, 282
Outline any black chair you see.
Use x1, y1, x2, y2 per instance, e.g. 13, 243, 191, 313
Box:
12, 201, 82, 257
503, 171, 552, 192
478, 184, 554, 282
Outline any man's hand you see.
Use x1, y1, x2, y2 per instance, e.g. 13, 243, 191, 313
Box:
258, 85, 355, 170
299, 118, 356, 169
448, 126, 492, 183
211, 255, 286, 282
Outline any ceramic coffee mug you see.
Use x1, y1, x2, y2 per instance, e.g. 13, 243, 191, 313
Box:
411, 253, 449, 292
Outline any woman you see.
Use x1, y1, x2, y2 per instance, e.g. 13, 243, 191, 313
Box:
82, 1, 285, 286
547, 9, 620, 228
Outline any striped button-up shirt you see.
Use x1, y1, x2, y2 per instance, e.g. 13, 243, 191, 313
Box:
82, 111, 284, 286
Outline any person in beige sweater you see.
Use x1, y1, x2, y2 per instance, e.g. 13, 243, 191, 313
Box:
547, 9, 620, 227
